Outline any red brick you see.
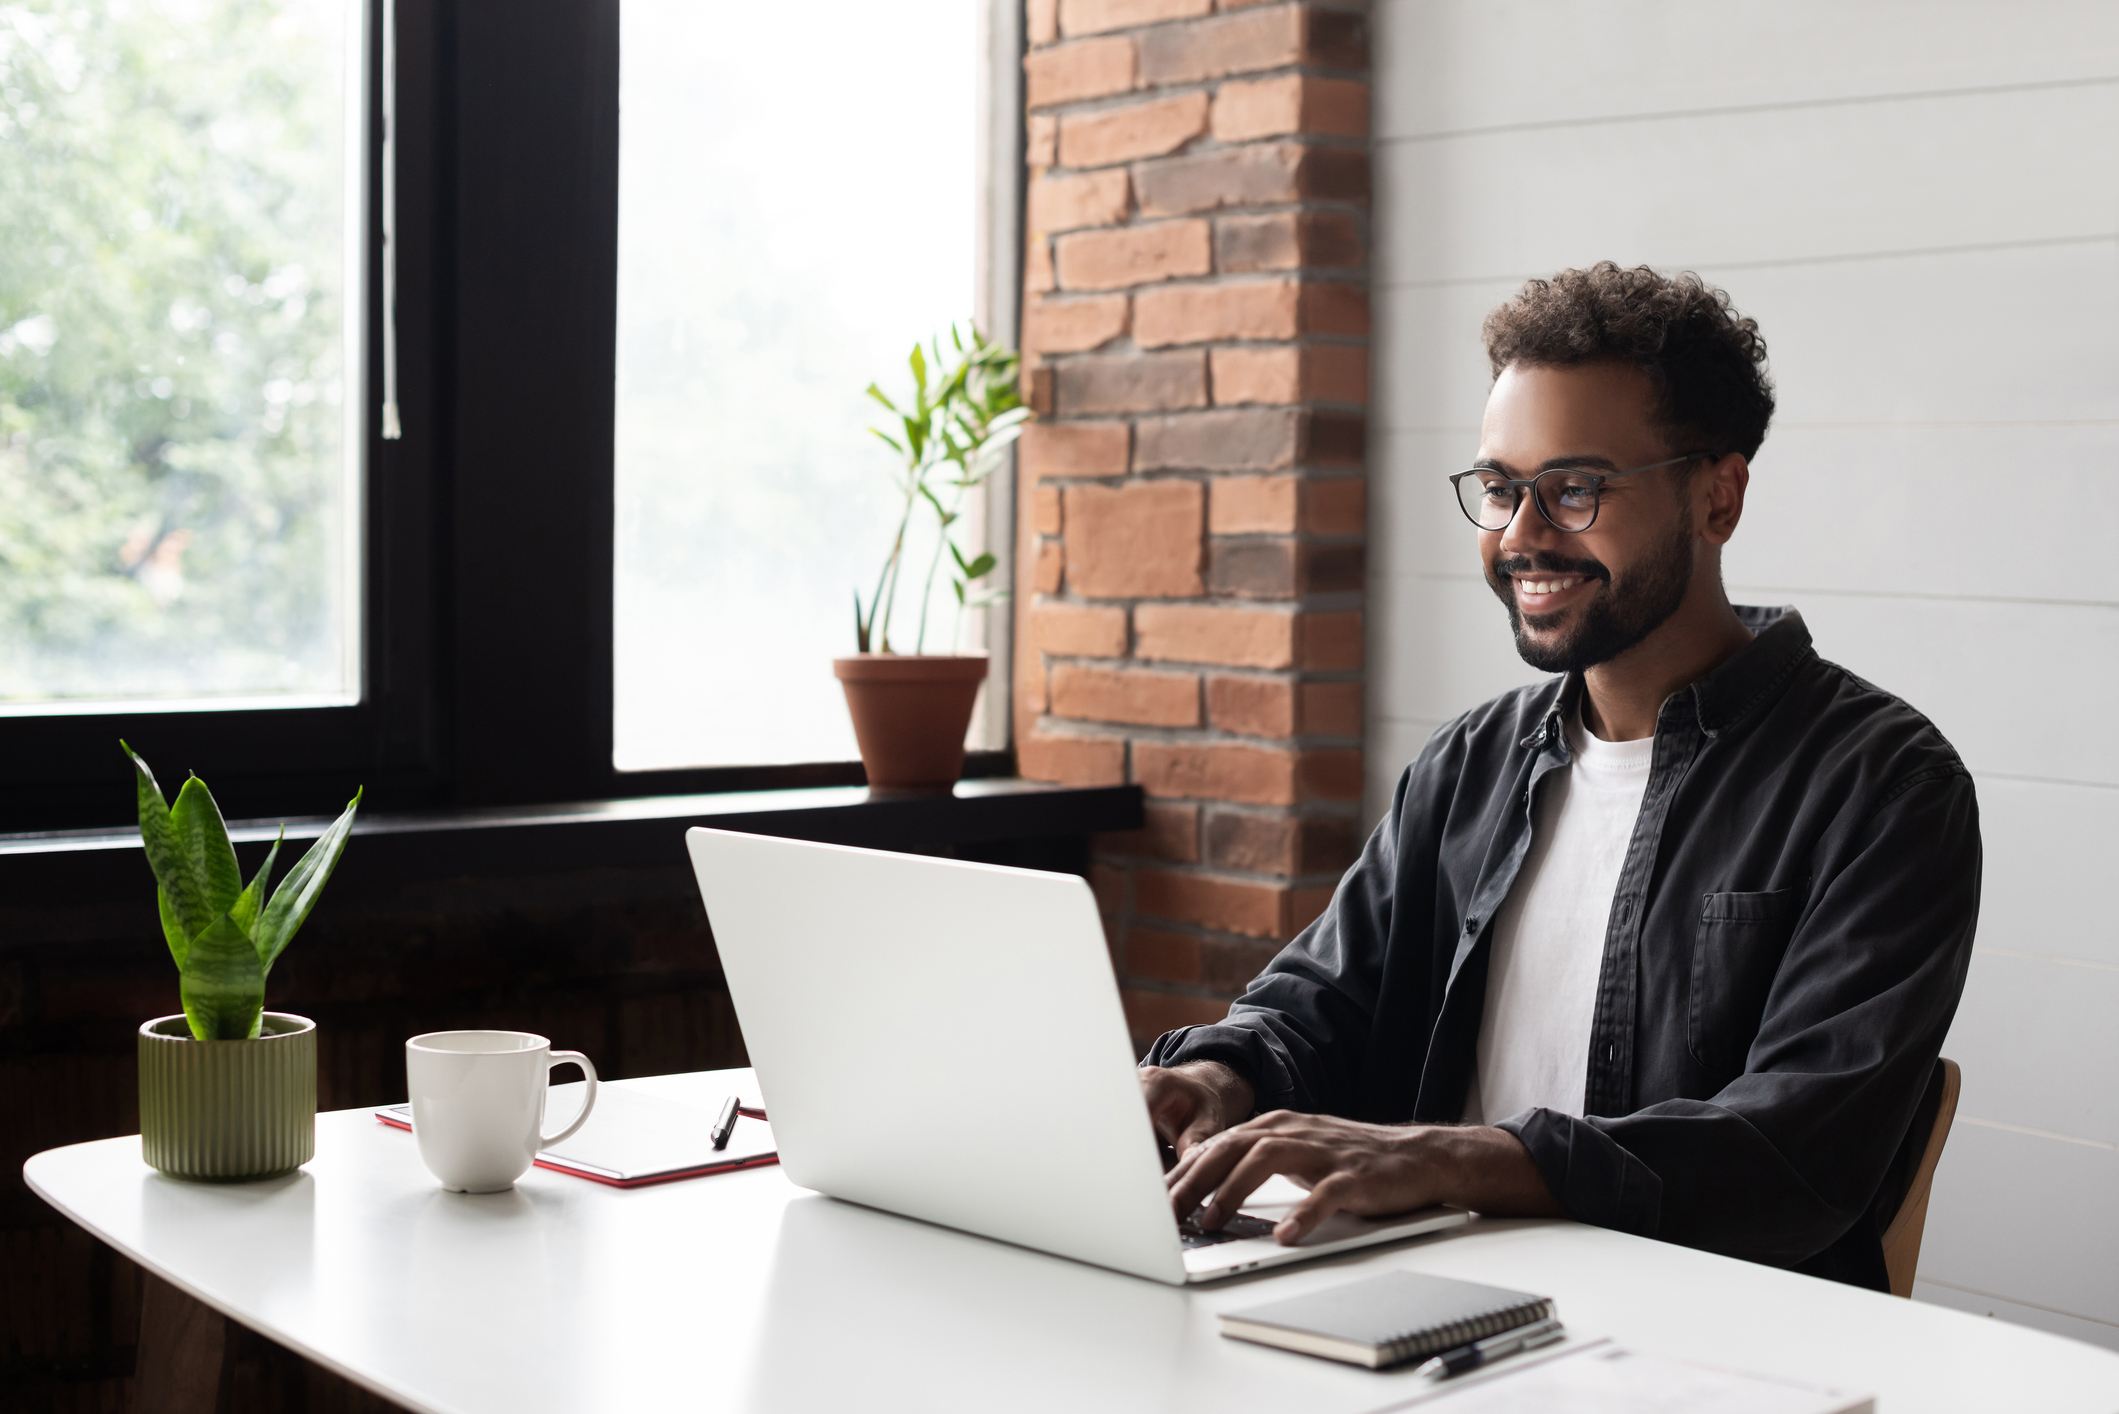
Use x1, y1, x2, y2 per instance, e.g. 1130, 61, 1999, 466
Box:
1135, 603, 1296, 667
1209, 474, 1299, 534
1208, 538, 1298, 598
1033, 485, 1064, 535
1137, 5, 1366, 85
1028, 0, 1060, 45
1061, 0, 1211, 38
1204, 809, 1363, 876
1101, 800, 1201, 864
1034, 539, 1065, 593
1210, 346, 1299, 405
1051, 663, 1202, 726
1023, 294, 1130, 354
1121, 986, 1231, 1043
1298, 610, 1363, 669
1135, 740, 1299, 805
1134, 867, 1289, 937
1025, 364, 1057, 416
1214, 210, 1365, 273
1025, 36, 1137, 110
1028, 114, 1058, 169
1125, 926, 1204, 984
1018, 731, 1127, 785
1300, 476, 1366, 535
1206, 675, 1296, 737
1026, 234, 1057, 294
1089, 860, 1129, 918
1028, 169, 1132, 236
1029, 601, 1129, 656
1300, 281, 1370, 339
1299, 680, 1363, 737
1306, 409, 1366, 467
1063, 479, 1205, 597
1297, 746, 1364, 801
1292, 883, 1338, 931
1053, 350, 1209, 416
1020, 419, 1132, 478
1134, 407, 1301, 472
1211, 74, 1369, 141
1201, 936, 1283, 994
1133, 279, 1300, 348
1055, 219, 1211, 291
1137, 143, 1368, 217
1058, 91, 1208, 169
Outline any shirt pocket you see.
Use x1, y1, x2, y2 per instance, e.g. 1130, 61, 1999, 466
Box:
1687, 885, 1805, 1074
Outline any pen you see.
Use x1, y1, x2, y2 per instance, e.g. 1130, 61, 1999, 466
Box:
711, 1094, 740, 1150
1413, 1317, 1565, 1379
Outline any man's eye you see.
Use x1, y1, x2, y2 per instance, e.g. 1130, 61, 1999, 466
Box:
1550, 475, 1599, 507
1475, 477, 1512, 500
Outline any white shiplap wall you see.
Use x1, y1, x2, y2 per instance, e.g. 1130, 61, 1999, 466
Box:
1367, 0, 2119, 1349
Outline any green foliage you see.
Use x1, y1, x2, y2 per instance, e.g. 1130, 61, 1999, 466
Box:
854, 324, 1027, 654
123, 741, 360, 1041
0, 0, 348, 701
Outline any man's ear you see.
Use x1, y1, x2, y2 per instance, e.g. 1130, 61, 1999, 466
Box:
1698, 454, 1749, 544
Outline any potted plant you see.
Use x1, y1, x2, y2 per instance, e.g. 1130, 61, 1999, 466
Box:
124, 742, 361, 1181
839, 323, 1029, 789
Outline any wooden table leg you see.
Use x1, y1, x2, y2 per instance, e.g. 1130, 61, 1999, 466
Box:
134, 1270, 227, 1413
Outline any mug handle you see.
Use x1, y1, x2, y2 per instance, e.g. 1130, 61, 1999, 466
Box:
541, 1051, 599, 1147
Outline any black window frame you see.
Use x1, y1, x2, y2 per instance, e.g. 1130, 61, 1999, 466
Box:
1, 0, 1018, 835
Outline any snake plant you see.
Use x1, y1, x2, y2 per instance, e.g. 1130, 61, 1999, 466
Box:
123, 742, 361, 1041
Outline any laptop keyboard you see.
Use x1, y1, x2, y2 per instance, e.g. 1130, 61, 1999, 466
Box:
1178, 1212, 1278, 1249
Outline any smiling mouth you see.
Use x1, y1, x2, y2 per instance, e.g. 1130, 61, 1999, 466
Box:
1512, 575, 1594, 610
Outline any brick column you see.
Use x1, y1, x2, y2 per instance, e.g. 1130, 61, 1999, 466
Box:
1012, 0, 1371, 1050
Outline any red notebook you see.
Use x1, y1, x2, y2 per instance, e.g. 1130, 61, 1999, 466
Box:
376, 1082, 777, 1188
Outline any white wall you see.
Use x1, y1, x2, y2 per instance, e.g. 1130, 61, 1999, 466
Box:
1368, 0, 2119, 1348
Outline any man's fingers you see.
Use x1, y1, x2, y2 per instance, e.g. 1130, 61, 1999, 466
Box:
1274, 1174, 1355, 1245
1166, 1129, 1255, 1219
1197, 1138, 1311, 1228
1175, 1116, 1220, 1157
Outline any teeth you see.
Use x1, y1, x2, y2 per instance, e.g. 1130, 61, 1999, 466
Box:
1519, 577, 1580, 596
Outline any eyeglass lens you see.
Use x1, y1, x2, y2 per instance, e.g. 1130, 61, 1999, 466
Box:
1458, 469, 1603, 532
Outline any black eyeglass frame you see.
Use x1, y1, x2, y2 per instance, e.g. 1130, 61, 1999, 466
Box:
1448, 451, 1718, 533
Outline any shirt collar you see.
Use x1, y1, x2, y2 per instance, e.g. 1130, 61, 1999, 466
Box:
1519, 605, 1814, 749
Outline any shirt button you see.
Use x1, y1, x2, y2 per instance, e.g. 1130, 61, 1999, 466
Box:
1463, 917, 1479, 936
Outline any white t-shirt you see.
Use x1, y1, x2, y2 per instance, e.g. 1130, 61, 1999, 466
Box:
1460, 705, 1654, 1126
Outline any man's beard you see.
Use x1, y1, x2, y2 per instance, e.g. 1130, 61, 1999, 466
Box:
1488, 512, 1696, 674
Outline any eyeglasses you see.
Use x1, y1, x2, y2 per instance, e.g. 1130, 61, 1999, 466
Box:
1448, 452, 1715, 533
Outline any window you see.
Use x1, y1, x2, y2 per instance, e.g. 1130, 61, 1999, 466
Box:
611, 3, 1003, 772
0, 3, 1022, 833
0, 0, 359, 712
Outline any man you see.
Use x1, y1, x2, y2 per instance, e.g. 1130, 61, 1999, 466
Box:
1141, 261, 1981, 1291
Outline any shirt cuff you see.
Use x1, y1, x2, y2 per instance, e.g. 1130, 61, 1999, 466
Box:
1494, 1107, 1663, 1238
1140, 1022, 1301, 1114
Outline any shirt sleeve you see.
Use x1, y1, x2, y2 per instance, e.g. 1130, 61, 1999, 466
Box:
1141, 762, 1412, 1116
1495, 767, 1982, 1266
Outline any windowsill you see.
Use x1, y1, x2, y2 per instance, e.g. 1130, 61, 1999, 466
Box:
0, 778, 1143, 907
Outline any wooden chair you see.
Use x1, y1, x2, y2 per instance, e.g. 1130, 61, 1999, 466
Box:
1881, 1056, 1962, 1298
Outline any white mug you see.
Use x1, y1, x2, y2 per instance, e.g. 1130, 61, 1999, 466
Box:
405, 1030, 599, 1192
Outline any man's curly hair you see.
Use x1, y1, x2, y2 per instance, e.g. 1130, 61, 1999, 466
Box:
1482, 262, 1775, 461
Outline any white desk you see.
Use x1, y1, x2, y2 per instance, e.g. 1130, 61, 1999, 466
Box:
26, 1069, 2119, 1413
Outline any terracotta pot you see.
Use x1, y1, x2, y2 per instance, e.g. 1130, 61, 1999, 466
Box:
833, 653, 989, 790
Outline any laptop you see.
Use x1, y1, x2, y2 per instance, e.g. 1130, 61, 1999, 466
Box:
685, 827, 1469, 1284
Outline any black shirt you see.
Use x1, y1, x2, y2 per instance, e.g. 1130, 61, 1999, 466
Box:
1144, 606, 1981, 1289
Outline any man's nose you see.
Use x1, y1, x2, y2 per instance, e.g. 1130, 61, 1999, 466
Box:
1498, 488, 1562, 561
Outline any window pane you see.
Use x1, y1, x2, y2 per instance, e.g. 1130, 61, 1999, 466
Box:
0, 0, 358, 712
613, 4, 983, 771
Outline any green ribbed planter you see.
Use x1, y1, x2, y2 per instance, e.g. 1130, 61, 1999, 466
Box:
138, 1012, 317, 1181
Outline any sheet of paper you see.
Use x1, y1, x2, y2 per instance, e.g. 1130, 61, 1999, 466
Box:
1372, 1339, 1872, 1414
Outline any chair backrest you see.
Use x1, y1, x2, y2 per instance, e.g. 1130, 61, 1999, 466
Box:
1881, 1056, 1962, 1298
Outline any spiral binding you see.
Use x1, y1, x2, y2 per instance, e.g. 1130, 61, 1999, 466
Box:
1383, 1297, 1554, 1362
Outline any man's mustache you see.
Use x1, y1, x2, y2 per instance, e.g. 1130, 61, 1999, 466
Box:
1490, 553, 1609, 583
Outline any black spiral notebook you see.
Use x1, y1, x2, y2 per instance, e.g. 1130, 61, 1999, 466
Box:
1218, 1270, 1555, 1370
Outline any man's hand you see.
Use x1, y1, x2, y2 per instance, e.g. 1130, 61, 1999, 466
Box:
1165, 1112, 1562, 1244
1138, 1061, 1255, 1159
